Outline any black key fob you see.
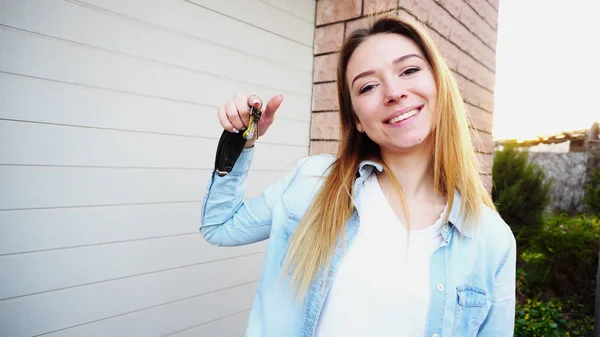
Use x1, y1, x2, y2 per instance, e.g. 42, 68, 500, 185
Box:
214, 97, 262, 177
214, 130, 247, 177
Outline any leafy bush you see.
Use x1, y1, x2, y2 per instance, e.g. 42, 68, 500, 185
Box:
561, 297, 595, 337
515, 298, 567, 337
584, 169, 600, 215
522, 213, 600, 312
492, 145, 552, 240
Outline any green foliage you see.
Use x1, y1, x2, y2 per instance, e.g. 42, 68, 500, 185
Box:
522, 213, 600, 313
492, 145, 552, 239
515, 298, 567, 337
561, 297, 596, 337
584, 169, 600, 215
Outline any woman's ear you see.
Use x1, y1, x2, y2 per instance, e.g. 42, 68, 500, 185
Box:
354, 113, 363, 133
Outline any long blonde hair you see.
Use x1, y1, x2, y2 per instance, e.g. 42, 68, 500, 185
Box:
283, 15, 495, 299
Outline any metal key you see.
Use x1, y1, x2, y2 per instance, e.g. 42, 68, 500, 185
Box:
243, 104, 262, 140
214, 96, 263, 176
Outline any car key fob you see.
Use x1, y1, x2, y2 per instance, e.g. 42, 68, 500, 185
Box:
214, 97, 262, 176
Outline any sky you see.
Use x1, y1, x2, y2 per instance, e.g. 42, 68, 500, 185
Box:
493, 0, 600, 140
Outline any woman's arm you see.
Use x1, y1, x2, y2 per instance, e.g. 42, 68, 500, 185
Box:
200, 147, 301, 246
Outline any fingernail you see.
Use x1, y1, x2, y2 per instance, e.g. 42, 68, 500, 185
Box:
232, 128, 239, 133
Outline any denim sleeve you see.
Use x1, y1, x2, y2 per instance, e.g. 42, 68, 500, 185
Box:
478, 234, 517, 336
200, 147, 300, 246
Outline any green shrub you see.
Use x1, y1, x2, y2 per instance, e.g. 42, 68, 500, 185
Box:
561, 297, 595, 337
515, 298, 567, 337
584, 169, 600, 215
521, 213, 600, 316
492, 145, 552, 240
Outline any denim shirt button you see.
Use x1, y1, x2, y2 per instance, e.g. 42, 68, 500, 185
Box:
432, 333, 440, 337
436, 284, 445, 292
442, 224, 449, 232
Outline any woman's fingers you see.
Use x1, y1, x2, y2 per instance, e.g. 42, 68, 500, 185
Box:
225, 94, 249, 132
217, 105, 235, 133
217, 93, 283, 136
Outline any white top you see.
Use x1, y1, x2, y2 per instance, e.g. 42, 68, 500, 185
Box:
315, 174, 445, 337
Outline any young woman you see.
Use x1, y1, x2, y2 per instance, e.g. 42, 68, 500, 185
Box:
201, 16, 516, 337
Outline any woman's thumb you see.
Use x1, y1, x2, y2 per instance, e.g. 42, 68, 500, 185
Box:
263, 94, 284, 121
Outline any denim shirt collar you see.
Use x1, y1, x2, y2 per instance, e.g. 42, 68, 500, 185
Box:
357, 160, 474, 239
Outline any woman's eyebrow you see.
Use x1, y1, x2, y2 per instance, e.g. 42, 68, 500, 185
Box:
393, 53, 423, 64
351, 53, 424, 88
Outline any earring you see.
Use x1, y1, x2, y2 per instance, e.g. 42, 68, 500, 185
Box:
357, 126, 363, 133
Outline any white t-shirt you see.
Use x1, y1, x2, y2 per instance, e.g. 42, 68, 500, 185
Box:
315, 174, 445, 337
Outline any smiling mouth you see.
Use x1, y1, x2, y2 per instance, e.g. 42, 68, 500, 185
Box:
385, 107, 422, 124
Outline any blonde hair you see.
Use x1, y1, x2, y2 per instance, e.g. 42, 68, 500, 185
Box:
283, 15, 495, 300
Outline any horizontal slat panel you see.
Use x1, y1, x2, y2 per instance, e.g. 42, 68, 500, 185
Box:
187, 0, 314, 45
0, 27, 311, 119
0, 166, 288, 210
0, 74, 311, 143
0, 253, 264, 337
43, 282, 256, 337
0, 233, 266, 299
0, 120, 309, 167
0, 0, 311, 96
169, 310, 250, 337
76, 0, 313, 71
0, 202, 203, 255
261, 0, 315, 23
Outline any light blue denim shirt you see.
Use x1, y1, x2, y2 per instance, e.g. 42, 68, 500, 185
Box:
201, 148, 516, 337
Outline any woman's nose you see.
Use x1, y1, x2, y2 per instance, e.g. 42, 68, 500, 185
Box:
383, 80, 407, 105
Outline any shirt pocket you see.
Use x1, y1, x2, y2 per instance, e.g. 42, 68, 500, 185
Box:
452, 285, 487, 336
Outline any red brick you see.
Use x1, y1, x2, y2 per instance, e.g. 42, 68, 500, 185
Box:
458, 4, 497, 50
398, 0, 430, 23
457, 52, 495, 91
481, 173, 493, 193
311, 112, 340, 140
465, 0, 498, 29
470, 128, 494, 154
454, 72, 493, 113
364, 0, 398, 14
314, 53, 338, 82
477, 153, 494, 174
316, 0, 362, 25
312, 82, 339, 111
448, 16, 497, 71
426, 1, 452, 36
427, 28, 459, 70
487, 0, 499, 11
314, 23, 344, 54
345, 11, 394, 36
310, 140, 340, 155
434, 0, 460, 19
480, 44, 496, 71
465, 103, 493, 133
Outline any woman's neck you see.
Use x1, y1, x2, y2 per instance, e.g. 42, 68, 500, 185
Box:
380, 138, 436, 199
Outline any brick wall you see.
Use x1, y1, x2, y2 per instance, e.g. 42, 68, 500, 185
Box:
311, 0, 499, 190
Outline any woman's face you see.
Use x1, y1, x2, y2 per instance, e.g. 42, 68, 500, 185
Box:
346, 33, 438, 154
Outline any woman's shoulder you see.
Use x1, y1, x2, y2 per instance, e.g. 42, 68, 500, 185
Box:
472, 204, 517, 264
288, 153, 337, 180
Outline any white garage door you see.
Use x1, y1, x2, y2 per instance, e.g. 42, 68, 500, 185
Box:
0, 0, 315, 335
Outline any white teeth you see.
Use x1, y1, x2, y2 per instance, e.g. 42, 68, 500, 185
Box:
388, 108, 419, 124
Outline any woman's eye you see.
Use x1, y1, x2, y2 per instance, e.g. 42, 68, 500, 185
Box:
401, 67, 421, 76
359, 84, 377, 94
